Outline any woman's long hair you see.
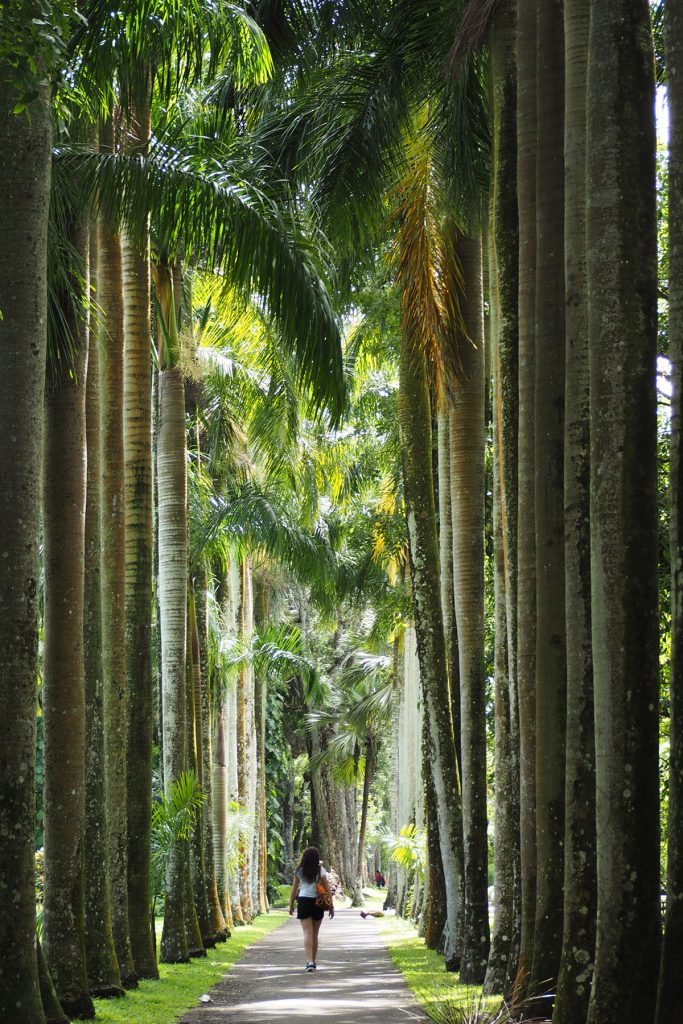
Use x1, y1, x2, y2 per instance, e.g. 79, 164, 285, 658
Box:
297, 846, 321, 883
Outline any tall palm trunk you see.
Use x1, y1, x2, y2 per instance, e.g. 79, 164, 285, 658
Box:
98, 114, 137, 990
421, 717, 447, 949
399, 331, 464, 970
529, 0, 566, 1000
355, 738, 375, 888
585, 4, 659, 1019
585, 4, 660, 1022
485, 0, 520, 996
42, 204, 95, 1020
657, 3, 683, 1019
554, 2, 596, 1021
237, 559, 255, 920
449, 234, 489, 984
0, 82, 51, 1024
123, 77, 158, 981
189, 587, 214, 948
156, 261, 190, 964
255, 669, 269, 915
83, 235, 124, 999
198, 574, 228, 939
513, 0, 538, 997
437, 411, 461, 774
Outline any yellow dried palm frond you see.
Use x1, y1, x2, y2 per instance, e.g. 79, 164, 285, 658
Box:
391, 118, 469, 404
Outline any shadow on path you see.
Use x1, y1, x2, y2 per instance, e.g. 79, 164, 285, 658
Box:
179, 909, 429, 1024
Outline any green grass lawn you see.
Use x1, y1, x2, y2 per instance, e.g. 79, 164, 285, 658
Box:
92, 911, 287, 1024
358, 887, 500, 1022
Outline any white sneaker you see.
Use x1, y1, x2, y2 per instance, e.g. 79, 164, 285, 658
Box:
305, 961, 315, 972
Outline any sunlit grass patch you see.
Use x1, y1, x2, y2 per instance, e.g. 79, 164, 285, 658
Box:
376, 912, 500, 1019
93, 910, 288, 1024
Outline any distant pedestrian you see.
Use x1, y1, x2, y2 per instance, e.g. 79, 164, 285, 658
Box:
374, 869, 382, 886
289, 846, 334, 972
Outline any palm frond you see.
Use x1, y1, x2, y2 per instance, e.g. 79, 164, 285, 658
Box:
56, 134, 346, 421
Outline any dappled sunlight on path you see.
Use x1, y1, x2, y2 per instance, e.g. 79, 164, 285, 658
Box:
179, 909, 429, 1024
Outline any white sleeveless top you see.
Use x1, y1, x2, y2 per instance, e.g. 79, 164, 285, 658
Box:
297, 866, 328, 898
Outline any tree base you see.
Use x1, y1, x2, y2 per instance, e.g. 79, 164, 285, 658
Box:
89, 985, 126, 1000
444, 954, 461, 973
59, 992, 96, 1020
202, 934, 217, 949
160, 951, 191, 965
188, 946, 207, 959
120, 971, 139, 990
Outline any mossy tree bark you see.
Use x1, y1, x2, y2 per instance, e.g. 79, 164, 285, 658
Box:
437, 411, 461, 775
421, 717, 447, 950
553, 2, 596, 1021
585, 3, 660, 1022
484, 0, 520, 996
123, 76, 158, 981
237, 559, 255, 921
449, 234, 489, 985
98, 113, 137, 990
399, 330, 464, 970
83, 239, 125, 999
198, 574, 228, 939
42, 200, 95, 1021
188, 587, 213, 949
529, 0, 567, 1003
657, 3, 683, 1020
0, 81, 51, 1024
513, 0, 538, 998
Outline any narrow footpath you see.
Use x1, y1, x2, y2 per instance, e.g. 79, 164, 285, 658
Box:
179, 909, 429, 1024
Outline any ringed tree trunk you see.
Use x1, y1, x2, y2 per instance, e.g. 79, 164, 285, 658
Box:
553, 1, 596, 1021
156, 260, 191, 964
657, 2, 683, 1020
449, 234, 489, 985
529, 0, 567, 1002
236, 558, 255, 921
585, 4, 661, 1023
123, 76, 158, 981
0, 82, 51, 1024
98, 112, 137, 989
513, 0, 538, 998
437, 411, 461, 774
399, 329, 465, 971
198, 574, 228, 940
188, 587, 213, 949
42, 203, 95, 1020
484, 0, 521, 998
355, 737, 376, 893
84, 231, 125, 999
421, 716, 447, 949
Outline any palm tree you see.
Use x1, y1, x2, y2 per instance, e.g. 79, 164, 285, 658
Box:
98, 109, 138, 989
156, 258, 192, 963
554, 1, 596, 1021
83, 239, 125, 999
657, 2, 683, 1019
0, 79, 52, 1024
513, 0, 538, 998
584, 3, 660, 1022
41, 183, 95, 1018
483, 0, 520, 996
122, 75, 159, 981
449, 231, 489, 984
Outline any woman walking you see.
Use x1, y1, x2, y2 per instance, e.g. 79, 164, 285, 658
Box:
288, 846, 335, 971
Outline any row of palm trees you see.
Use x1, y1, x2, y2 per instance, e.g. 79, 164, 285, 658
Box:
2, 3, 683, 1024
0, 1, 354, 1020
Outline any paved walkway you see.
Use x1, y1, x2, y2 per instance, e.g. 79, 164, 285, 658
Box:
179, 909, 429, 1024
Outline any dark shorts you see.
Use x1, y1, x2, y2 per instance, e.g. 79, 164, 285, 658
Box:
297, 896, 324, 921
